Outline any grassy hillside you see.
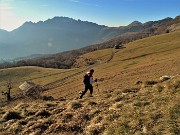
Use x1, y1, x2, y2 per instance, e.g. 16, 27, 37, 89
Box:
0, 31, 180, 134
43, 31, 180, 99
1, 75, 179, 135
0, 67, 79, 99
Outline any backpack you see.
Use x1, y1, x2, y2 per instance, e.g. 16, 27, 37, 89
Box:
83, 73, 91, 84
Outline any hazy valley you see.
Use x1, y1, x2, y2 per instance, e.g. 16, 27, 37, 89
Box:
0, 16, 179, 60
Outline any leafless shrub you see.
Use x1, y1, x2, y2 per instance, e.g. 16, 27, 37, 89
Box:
2, 79, 13, 101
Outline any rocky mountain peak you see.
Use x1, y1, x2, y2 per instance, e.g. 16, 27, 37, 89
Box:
129, 21, 142, 25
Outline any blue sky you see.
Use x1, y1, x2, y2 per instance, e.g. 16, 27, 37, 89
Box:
0, 0, 180, 31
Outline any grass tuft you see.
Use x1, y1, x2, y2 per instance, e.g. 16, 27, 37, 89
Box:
68, 101, 82, 110
35, 110, 51, 118
86, 123, 106, 135
153, 84, 164, 92
144, 80, 158, 86
1, 111, 22, 122
169, 104, 180, 135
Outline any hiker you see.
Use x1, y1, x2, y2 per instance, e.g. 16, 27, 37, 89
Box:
80, 69, 97, 99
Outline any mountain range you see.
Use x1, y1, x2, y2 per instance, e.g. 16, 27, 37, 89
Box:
0, 16, 178, 60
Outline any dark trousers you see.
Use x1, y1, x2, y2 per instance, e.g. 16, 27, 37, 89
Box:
80, 84, 93, 98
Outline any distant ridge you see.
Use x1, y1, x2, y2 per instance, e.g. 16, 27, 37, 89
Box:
0, 16, 179, 60
129, 21, 142, 25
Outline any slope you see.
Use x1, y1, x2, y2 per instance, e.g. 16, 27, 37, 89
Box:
0, 31, 179, 99
42, 31, 180, 99
0, 31, 180, 134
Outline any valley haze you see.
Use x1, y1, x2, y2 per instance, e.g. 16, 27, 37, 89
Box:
0, 15, 179, 60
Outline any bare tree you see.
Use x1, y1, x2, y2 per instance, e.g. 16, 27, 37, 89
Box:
2, 79, 13, 101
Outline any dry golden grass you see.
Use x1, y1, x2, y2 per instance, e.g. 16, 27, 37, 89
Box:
0, 31, 180, 134
74, 49, 114, 68
0, 76, 180, 134
1, 31, 180, 100
0, 66, 79, 99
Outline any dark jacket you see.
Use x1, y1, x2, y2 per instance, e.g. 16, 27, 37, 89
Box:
83, 72, 93, 85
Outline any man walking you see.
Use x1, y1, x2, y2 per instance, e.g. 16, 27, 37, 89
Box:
80, 69, 97, 99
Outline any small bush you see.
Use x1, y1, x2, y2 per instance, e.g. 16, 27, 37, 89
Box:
35, 110, 51, 118
105, 112, 120, 122
87, 101, 97, 106
153, 84, 164, 92
104, 93, 112, 98
68, 101, 82, 110
115, 103, 123, 108
133, 101, 150, 107
105, 122, 131, 135
9, 122, 23, 134
15, 103, 29, 110
109, 102, 123, 110
42, 96, 54, 101
86, 123, 106, 135
92, 116, 103, 124
169, 104, 180, 135
53, 122, 83, 133
89, 109, 101, 117
26, 111, 36, 116
118, 122, 131, 134
144, 80, 158, 85
113, 96, 124, 102
135, 81, 143, 85
19, 120, 28, 125
173, 80, 180, 89
56, 96, 66, 101
1, 111, 22, 122
62, 113, 73, 123
164, 80, 180, 93
122, 88, 139, 93
170, 104, 180, 120
150, 112, 163, 122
